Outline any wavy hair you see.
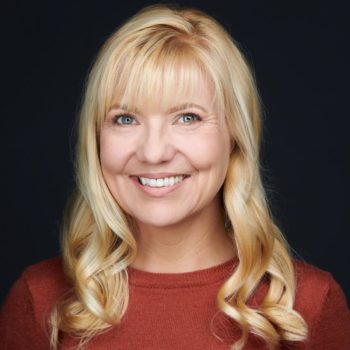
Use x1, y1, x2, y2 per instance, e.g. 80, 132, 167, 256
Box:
49, 4, 307, 349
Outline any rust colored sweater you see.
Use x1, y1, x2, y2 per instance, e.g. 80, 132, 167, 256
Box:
1, 256, 349, 350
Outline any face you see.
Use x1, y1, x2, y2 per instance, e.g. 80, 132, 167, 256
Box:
99, 74, 231, 231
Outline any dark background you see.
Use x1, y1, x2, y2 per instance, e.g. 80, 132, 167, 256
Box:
1, 0, 349, 305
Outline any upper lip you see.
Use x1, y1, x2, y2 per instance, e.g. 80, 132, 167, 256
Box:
131, 173, 190, 179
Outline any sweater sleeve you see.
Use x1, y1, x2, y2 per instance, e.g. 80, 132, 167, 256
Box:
308, 273, 350, 349
0, 272, 48, 350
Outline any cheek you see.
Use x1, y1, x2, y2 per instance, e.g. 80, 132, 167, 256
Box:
99, 131, 130, 174
181, 129, 231, 170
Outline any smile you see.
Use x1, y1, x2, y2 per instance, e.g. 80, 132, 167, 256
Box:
138, 175, 190, 187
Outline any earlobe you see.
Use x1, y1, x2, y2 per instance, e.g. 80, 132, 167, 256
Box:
230, 140, 236, 153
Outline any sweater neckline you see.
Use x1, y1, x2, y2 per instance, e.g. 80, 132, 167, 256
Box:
127, 256, 239, 288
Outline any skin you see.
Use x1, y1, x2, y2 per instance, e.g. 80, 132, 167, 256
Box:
100, 75, 236, 273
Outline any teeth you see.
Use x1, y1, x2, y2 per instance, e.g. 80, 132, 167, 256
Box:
138, 175, 188, 188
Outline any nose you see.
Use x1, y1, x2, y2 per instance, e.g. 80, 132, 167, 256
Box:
136, 125, 175, 164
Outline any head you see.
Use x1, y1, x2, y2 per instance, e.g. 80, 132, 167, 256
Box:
54, 6, 306, 350
76, 4, 262, 237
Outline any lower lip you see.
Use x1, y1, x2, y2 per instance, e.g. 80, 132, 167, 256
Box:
130, 176, 190, 197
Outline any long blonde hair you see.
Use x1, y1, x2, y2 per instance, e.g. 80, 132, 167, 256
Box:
50, 4, 307, 349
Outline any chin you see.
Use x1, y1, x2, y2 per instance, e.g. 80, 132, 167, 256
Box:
135, 216, 184, 229
131, 207, 196, 229
126, 202, 190, 227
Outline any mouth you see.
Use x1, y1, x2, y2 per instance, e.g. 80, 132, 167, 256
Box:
131, 174, 191, 188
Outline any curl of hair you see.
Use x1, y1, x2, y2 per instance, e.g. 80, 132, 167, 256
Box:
49, 4, 307, 350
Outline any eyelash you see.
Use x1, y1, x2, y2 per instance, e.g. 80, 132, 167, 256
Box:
178, 112, 202, 124
113, 114, 136, 125
112, 112, 202, 125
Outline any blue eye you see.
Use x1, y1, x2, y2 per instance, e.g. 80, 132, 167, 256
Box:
114, 114, 135, 125
178, 113, 201, 124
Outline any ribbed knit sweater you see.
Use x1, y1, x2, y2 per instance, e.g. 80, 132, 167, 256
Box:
1, 256, 349, 349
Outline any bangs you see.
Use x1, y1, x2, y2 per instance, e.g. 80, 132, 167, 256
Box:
104, 38, 221, 117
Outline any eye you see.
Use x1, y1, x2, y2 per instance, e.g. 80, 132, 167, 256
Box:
178, 113, 202, 124
113, 114, 136, 125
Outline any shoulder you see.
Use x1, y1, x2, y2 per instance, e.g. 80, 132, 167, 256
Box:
293, 258, 336, 295
292, 258, 350, 334
21, 256, 70, 305
292, 258, 346, 308
292, 258, 345, 300
22, 256, 67, 288
0, 257, 71, 349
11, 256, 71, 320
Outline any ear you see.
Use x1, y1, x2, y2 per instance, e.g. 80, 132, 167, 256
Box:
230, 140, 236, 153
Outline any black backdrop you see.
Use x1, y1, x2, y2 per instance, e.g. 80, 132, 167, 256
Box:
1, 0, 349, 305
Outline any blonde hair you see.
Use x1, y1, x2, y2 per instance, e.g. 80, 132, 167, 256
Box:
50, 4, 307, 349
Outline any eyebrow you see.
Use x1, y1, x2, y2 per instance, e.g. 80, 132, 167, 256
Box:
166, 103, 208, 114
109, 102, 209, 114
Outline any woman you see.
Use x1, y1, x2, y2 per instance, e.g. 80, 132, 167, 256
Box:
1, 4, 349, 350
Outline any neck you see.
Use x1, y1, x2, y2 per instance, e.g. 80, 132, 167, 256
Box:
130, 199, 236, 273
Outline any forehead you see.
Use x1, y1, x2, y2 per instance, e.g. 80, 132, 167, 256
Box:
114, 73, 216, 115
103, 44, 219, 116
